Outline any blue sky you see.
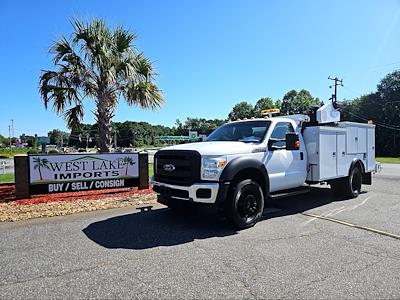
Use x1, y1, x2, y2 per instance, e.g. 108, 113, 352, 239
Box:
1, 0, 400, 137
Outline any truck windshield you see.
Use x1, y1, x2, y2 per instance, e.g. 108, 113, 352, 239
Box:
207, 120, 271, 143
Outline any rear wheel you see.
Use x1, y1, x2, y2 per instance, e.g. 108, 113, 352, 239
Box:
330, 165, 362, 199
224, 179, 264, 229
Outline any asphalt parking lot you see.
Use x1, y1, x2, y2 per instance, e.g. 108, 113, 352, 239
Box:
0, 164, 399, 299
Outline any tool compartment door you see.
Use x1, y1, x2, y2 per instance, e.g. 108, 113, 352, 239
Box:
336, 132, 347, 177
346, 127, 358, 154
357, 127, 367, 153
319, 129, 337, 179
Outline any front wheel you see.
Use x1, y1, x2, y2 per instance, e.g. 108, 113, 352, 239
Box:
224, 179, 265, 229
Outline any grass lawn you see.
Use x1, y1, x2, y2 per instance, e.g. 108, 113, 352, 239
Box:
0, 173, 15, 183
149, 163, 154, 177
376, 157, 400, 164
0, 148, 30, 158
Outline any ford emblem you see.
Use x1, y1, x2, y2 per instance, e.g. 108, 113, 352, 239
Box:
163, 164, 176, 172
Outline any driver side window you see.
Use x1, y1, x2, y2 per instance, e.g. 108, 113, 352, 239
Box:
270, 122, 295, 148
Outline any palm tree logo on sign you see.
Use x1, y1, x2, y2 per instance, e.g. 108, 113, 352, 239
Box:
32, 157, 50, 181
121, 156, 136, 176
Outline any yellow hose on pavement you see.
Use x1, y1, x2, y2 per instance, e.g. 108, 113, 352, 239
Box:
301, 212, 400, 240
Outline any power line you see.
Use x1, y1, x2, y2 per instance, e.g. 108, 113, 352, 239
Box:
368, 61, 400, 70
346, 111, 400, 131
342, 86, 368, 98
340, 60, 400, 78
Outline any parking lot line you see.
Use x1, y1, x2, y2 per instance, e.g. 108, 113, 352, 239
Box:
301, 212, 400, 240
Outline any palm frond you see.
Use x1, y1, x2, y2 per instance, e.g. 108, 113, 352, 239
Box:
125, 82, 164, 109
113, 26, 136, 54
39, 71, 60, 108
50, 36, 73, 64
64, 104, 84, 129
133, 53, 154, 81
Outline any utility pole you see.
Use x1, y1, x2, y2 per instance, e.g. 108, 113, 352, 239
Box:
11, 119, 14, 138
114, 130, 117, 149
8, 125, 12, 154
328, 76, 343, 103
86, 133, 92, 150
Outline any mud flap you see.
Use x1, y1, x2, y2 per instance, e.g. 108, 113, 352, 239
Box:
362, 172, 372, 185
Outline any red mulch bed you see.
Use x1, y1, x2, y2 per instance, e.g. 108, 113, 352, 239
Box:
0, 185, 153, 205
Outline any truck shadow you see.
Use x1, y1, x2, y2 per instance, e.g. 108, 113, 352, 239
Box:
83, 186, 359, 250
265, 186, 355, 218
83, 206, 237, 250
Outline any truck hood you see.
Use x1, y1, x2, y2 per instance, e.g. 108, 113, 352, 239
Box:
159, 141, 259, 155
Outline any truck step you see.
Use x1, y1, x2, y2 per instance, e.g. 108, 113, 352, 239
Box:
269, 186, 310, 199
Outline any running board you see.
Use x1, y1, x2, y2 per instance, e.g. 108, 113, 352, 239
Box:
269, 186, 310, 199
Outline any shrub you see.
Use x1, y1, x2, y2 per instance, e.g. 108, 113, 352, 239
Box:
27, 149, 39, 155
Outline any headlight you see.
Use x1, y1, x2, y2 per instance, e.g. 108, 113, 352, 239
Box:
201, 156, 227, 180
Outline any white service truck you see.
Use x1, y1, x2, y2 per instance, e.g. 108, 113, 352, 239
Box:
152, 102, 376, 229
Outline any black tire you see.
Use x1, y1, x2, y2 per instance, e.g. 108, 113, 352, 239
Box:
224, 179, 265, 229
330, 166, 362, 199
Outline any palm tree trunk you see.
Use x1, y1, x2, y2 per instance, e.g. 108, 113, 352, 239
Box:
97, 115, 111, 152
96, 93, 115, 153
38, 167, 43, 181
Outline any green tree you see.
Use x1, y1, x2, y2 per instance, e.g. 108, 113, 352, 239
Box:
20, 134, 38, 148
341, 70, 400, 156
254, 97, 274, 116
3, 137, 17, 147
0, 134, 4, 146
68, 123, 97, 148
281, 89, 319, 115
280, 90, 297, 115
228, 101, 255, 120
39, 19, 164, 152
48, 129, 70, 146
182, 118, 225, 135
174, 119, 186, 136
275, 100, 282, 110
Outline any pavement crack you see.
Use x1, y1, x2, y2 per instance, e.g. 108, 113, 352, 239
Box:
0, 264, 102, 288
219, 259, 259, 299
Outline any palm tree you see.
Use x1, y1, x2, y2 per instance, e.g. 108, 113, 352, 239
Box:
39, 19, 164, 152
32, 157, 50, 181
121, 156, 135, 176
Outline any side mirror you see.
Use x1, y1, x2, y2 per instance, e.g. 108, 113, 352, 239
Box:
268, 139, 276, 151
268, 138, 286, 151
286, 133, 300, 150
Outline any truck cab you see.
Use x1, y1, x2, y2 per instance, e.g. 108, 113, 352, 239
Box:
153, 108, 375, 229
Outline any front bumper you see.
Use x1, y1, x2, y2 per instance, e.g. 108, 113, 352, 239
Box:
152, 180, 221, 204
